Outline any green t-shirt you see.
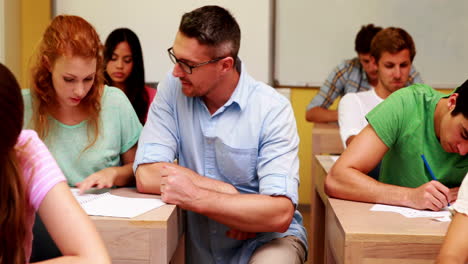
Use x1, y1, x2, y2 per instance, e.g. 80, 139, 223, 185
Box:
366, 84, 468, 188
23, 86, 142, 186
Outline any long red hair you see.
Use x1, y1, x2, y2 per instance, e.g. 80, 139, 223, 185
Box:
29, 15, 104, 148
0, 63, 28, 264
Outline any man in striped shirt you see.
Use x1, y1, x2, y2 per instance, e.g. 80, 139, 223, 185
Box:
305, 24, 423, 123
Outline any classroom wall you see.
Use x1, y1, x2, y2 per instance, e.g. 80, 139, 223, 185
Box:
14, 1, 455, 206
2, 0, 21, 79
20, 0, 51, 88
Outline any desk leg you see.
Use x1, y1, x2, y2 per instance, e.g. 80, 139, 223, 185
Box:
310, 154, 326, 264
310, 190, 325, 264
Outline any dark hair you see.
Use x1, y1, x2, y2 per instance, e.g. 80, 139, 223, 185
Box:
370, 27, 416, 63
452, 79, 468, 118
0, 63, 28, 264
179, 5, 241, 61
355, 24, 382, 54
104, 28, 148, 124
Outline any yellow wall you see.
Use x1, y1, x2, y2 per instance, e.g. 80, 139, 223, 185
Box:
290, 87, 340, 204
20, 0, 51, 88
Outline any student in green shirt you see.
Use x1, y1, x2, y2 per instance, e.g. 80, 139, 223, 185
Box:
325, 77, 468, 211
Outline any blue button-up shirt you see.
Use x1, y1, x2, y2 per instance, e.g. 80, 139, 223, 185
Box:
134, 64, 307, 264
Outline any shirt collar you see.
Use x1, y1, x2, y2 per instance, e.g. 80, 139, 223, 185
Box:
221, 60, 249, 112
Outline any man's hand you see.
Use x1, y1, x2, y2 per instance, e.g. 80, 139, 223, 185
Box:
160, 165, 201, 208
76, 167, 117, 194
408, 181, 452, 211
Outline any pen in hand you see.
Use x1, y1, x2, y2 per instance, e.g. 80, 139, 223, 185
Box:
421, 154, 450, 206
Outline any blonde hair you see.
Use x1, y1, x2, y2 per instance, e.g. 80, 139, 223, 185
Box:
30, 15, 104, 149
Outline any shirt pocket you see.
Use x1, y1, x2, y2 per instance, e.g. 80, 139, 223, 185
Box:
214, 139, 257, 185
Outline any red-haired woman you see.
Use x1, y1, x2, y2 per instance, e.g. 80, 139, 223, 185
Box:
23, 15, 142, 192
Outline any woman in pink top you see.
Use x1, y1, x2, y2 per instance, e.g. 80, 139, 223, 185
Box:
104, 28, 156, 124
0, 63, 110, 263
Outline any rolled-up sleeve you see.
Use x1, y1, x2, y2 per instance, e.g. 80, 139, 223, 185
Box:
257, 99, 299, 206
133, 73, 179, 172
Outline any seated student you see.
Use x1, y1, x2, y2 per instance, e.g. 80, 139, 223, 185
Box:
325, 77, 468, 211
436, 174, 468, 264
339, 27, 417, 147
134, 5, 307, 264
23, 15, 142, 192
104, 28, 156, 124
0, 63, 110, 264
306, 24, 423, 123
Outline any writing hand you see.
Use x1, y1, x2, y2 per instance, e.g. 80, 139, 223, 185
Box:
449, 187, 460, 204
408, 180, 450, 211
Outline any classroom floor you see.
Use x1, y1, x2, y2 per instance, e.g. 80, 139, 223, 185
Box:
298, 205, 311, 264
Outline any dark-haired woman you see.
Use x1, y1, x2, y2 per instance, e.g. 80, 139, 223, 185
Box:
104, 28, 156, 124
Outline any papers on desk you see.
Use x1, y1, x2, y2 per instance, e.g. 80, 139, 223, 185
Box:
370, 204, 451, 221
71, 188, 166, 218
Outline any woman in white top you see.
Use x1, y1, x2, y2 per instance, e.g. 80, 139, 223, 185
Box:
436, 173, 468, 263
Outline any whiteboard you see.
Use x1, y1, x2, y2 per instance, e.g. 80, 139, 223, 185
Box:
54, 0, 272, 84
275, 0, 468, 89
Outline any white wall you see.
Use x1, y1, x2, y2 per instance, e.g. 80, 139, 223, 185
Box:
276, 0, 468, 89
54, 0, 272, 84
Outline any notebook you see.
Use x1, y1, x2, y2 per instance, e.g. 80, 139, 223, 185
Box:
71, 188, 166, 218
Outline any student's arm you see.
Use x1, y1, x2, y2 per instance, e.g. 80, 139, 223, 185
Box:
137, 162, 292, 233
325, 125, 451, 211
35, 182, 110, 264
436, 212, 468, 264
306, 107, 338, 123
136, 162, 238, 195
306, 62, 350, 123
76, 145, 137, 193
158, 164, 294, 233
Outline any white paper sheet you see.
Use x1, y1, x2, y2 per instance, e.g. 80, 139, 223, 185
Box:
71, 188, 166, 218
370, 204, 451, 220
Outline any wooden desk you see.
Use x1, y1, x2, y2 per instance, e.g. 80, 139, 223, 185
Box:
309, 123, 343, 264
310, 155, 335, 264
91, 188, 185, 264
313, 155, 449, 264
312, 123, 344, 155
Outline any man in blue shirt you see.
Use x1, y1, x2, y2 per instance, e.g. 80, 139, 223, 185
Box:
306, 24, 423, 123
134, 5, 307, 264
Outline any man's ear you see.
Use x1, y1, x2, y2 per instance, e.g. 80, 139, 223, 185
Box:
447, 93, 459, 112
220, 56, 234, 74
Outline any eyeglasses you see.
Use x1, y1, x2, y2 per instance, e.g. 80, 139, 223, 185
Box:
167, 47, 227, 74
